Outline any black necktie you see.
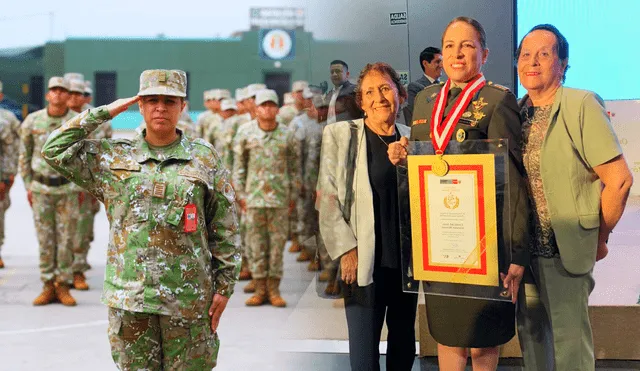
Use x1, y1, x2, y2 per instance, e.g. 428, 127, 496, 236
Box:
447, 87, 462, 104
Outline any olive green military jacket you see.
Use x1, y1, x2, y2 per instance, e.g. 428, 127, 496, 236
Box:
411, 82, 531, 268
42, 106, 241, 320
519, 87, 622, 275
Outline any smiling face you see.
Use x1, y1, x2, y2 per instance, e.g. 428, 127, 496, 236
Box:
139, 95, 185, 136
517, 29, 566, 93
442, 21, 488, 84
359, 70, 403, 126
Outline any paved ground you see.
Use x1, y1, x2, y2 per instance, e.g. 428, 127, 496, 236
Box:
0, 135, 638, 369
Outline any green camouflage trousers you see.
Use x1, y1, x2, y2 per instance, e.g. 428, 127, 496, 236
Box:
0, 195, 10, 250
246, 208, 288, 279
108, 307, 219, 371
31, 191, 79, 284
301, 209, 336, 270
239, 207, 250, 268
72, 192, 98, 273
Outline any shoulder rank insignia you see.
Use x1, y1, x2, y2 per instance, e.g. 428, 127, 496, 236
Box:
413, 119, 427, 126
487, 81, 510, 92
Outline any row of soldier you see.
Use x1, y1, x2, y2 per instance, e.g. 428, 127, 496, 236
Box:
185, 78, 354, 306
0, 74, 111, 306
0, 60, 360, 308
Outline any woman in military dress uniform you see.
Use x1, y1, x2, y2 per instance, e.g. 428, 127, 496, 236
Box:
389, 17, 530, 370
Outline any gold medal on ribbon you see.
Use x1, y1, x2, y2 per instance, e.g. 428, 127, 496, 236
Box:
432, 155, 449, 177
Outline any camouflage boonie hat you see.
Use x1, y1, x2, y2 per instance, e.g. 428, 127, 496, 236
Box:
64, 73, 85, 83
68, 80, 86, 94
221, 98, 237, 111
292, 80, 308, 92
48, 77, 70, 90
138, 69, 187, 97
219, 89, 231, 100
283, 92, 294, 105
255, 89, 279, 106
84, 80, 93, 95
246, 83, 267, 98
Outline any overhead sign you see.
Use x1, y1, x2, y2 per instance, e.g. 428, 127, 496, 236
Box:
250, 8, 305, 30
259, 29, 295, 60
397, 70, 410, 87
390, 12, 407, 25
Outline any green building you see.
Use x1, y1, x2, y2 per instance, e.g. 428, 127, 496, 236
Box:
0, 30, 361, 128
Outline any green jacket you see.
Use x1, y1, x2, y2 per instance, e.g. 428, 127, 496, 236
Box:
42, 106, 241, 320
520, 86, 622, 274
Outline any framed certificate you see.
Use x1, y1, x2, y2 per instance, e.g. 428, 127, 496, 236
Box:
408, 154, 498, 286
397, 140, 512, 301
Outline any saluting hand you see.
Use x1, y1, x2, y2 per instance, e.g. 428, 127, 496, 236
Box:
501, 264, 525, 304
106, 96, 141, 118
208, 294, 229, 333
340, 248, 358, 285
388, 136, 409, 165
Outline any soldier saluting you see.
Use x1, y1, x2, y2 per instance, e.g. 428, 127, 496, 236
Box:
42, 69, 241, 370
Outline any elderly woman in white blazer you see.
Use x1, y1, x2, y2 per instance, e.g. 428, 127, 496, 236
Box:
317, 62, 418, 371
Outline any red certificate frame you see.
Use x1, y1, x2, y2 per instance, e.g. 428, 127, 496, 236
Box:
408, 154, 499, 286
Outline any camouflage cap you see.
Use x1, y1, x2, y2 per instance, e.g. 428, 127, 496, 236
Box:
255, 89, 279, 106
221, 98, 237, 111
302, 86, 316, 99
48, 76, 70, 90
84, 80, 93, 95
138, 69, 187, 97
292, 80, 308, 92
219, 89, 231, 100
283, 92, 294, 105
246, 83, 267, 98
64, 72, 85, 83
312, 94, 329, 108
68, 80, 86, 94
235, 88, 246, 101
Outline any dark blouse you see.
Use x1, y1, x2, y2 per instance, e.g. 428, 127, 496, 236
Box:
364, 123, 401, 269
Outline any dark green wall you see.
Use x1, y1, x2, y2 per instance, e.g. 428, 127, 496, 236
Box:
1, 31, 374, 113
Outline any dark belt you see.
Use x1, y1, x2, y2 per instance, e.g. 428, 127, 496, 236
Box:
33, 173, 70, 187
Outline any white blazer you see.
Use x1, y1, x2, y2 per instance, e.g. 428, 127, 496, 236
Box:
316, 118, 410, 286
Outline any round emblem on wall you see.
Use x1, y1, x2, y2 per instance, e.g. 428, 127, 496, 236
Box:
262, 29, 293, 60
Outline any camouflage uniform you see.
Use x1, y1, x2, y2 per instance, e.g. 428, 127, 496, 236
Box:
73, 118, 113, 275
232, 120, 300, 279
43, 70, 240, 369
0, 109, 20, 257
19, 107, 80, 284
276, 104, 299, 127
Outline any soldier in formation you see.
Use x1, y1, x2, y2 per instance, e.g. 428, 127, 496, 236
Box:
19, 77, 80, 306
66, 77, 113, 290
232, 89, 301, 307
42, 69, 240, 369
0, 80, 21, 269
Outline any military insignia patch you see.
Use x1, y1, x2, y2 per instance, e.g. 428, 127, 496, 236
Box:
412, 119, 427, 126
221, 182, 236, 203
152, 182, 166, 198
471, 97, 488, 122
456, 129, 466, 142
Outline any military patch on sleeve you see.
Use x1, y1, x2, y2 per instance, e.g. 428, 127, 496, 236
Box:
412, 119, 427, 125
221, 182, 236, 203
